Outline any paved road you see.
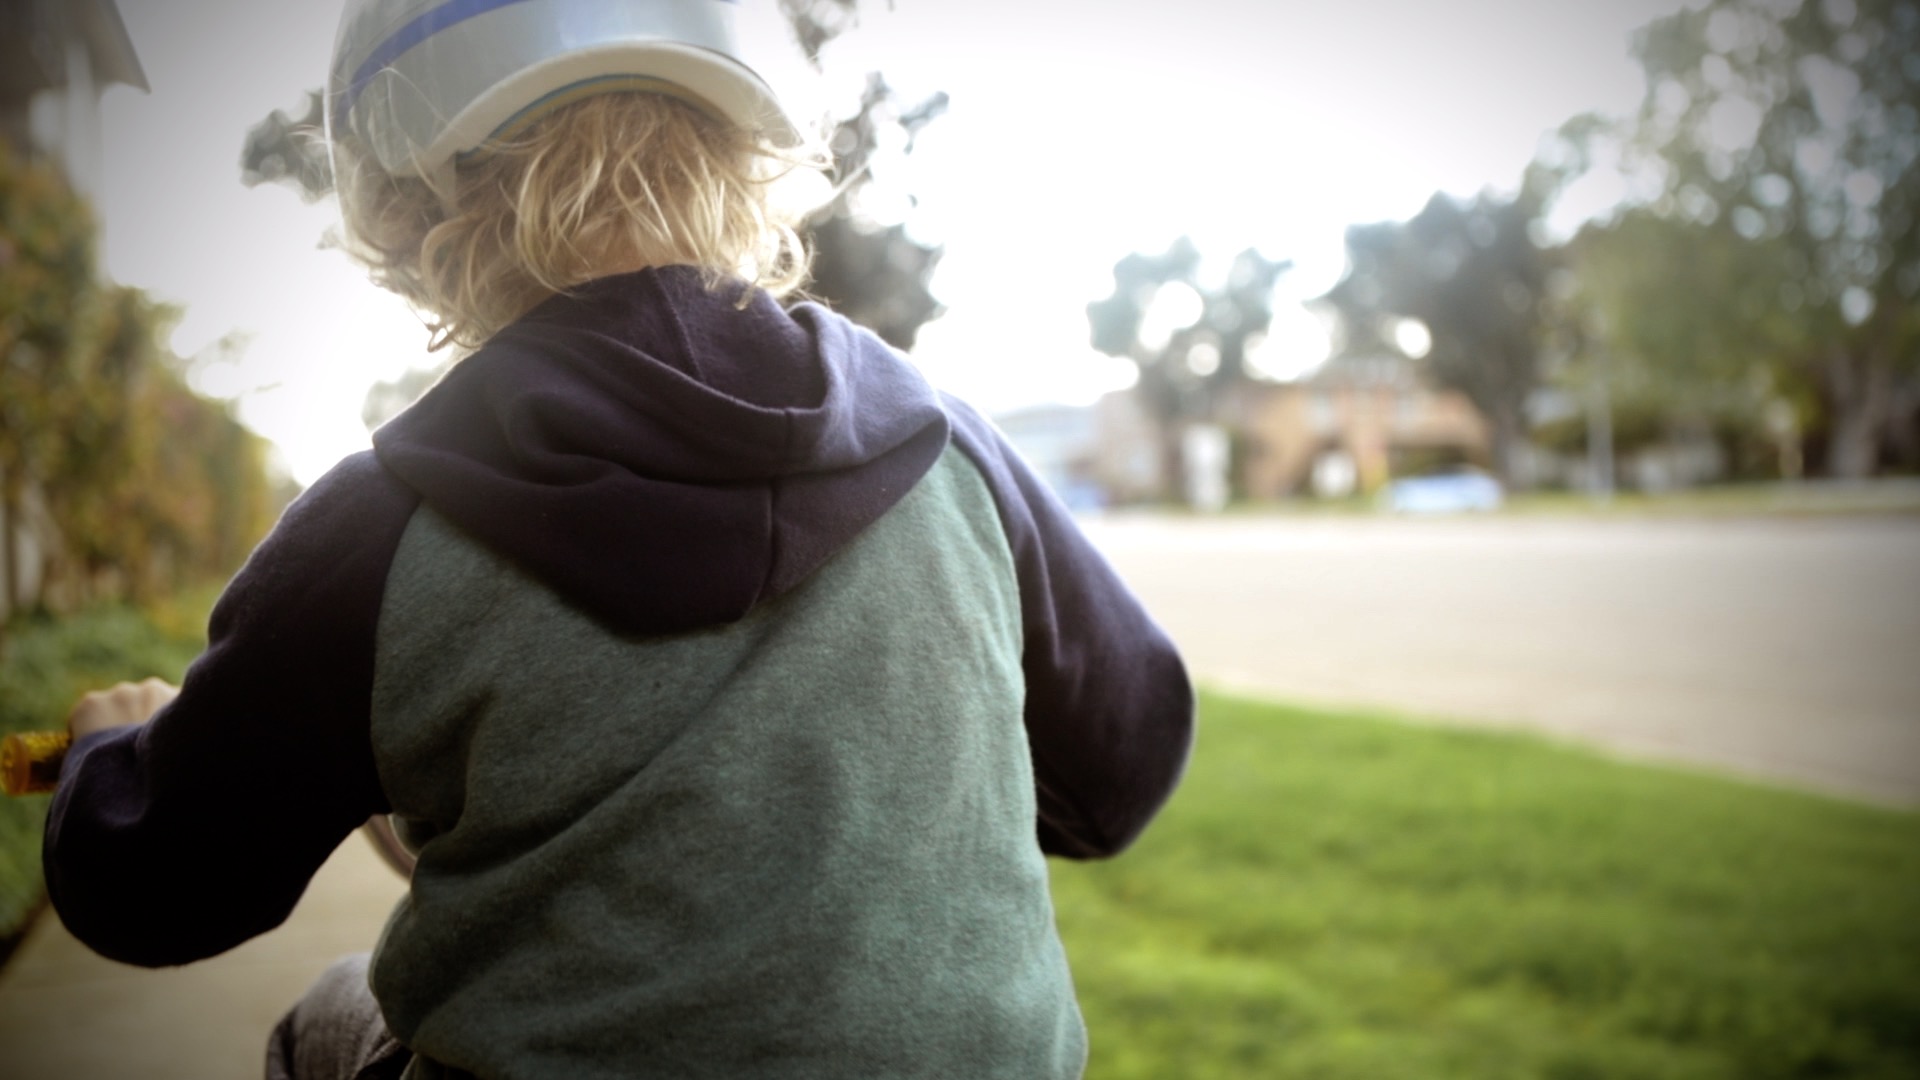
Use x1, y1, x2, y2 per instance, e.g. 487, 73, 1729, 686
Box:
2, 512, 1915, 1078
1085, 512, 1920, 804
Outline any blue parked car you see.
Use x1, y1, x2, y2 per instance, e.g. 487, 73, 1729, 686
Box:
1381, 467, 1504, 514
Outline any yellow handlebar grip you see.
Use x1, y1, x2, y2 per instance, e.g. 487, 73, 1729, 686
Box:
2, 731, 72, 796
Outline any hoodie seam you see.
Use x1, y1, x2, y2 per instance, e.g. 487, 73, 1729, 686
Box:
758, 315, 823, 600
759, 394, 802, 601
653, 273, 705, 383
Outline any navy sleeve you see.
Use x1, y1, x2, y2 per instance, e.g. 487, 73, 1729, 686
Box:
942, 395, 1195, 859
43, 451, 420, 967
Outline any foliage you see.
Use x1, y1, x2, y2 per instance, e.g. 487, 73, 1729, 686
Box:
0, 151, 97, 364
777, 0, 860, 67
238, 90, 330, 202
0, 592, 212, 958
1323, 187, 1560, 487
803, 72, 948, 350
1089, 239, 1291, 414
1617, 0, 1920, 477
1558, 208, 1814, 474
362, 363, 445, 433
1052, 693, 1920, 1079
1086, 237, 1290, 499
0, 147, 276, 622
42, 288, 275, 603
0, 148, 98, 613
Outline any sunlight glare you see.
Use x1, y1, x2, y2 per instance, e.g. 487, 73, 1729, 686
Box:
1186, 341, 1221, 377
1139, 283, 1205, 353
1394, 318, 1433, 359
1246, 302, 1333, 382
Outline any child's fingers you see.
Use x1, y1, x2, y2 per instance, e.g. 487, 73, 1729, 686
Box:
136, 677, 180, 714
69, 679, 181, 741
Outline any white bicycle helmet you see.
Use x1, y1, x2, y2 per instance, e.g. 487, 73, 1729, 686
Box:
329, 0, 799, 184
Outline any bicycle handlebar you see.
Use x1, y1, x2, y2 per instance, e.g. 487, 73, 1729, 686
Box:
2, 731, 71, 797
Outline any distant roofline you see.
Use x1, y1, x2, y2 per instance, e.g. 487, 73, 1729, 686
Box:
1, 0, 150, 101
82, 0, 148, 93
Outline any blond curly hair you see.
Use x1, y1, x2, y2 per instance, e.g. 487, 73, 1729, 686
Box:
335, 91, 817, 349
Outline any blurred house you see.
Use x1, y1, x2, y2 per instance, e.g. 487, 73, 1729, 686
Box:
1, 0, 146, 197
1089, 391, 1164, 504
1, 0, 145, 618
1230, 354, 1489, 499
993, 356, 1487, 509
993, 394, 1171, 510
992, 403, 1107, 511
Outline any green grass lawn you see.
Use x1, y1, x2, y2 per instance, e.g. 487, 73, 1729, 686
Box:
1051, 694, 1920, 1080
0, 594, 210, 952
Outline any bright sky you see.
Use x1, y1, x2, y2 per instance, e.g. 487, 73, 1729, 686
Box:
97, 0, 1699, 487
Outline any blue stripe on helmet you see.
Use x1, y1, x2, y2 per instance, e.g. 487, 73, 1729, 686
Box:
336, 0, 744, 137
339, 0, 536, 130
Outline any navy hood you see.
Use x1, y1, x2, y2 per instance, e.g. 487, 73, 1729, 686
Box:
372, 266, 951, 635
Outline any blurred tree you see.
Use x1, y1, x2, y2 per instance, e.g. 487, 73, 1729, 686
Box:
1624, 0, 1919, 477
1087, 237, 1290, 499
237, 90, 330, 203
1561, 208, 1814, 478
0, 148, 275, 621
39, 288, 274, 605
1324, 185, 1558, 487
120, 363, 275, 601
0, 147, 97, 616
362, 365, 446, 433
804, 72, 947, 349
35, 285, 155, 605
777, 0, 859, 66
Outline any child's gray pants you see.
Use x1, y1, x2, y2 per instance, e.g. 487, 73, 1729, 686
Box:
265, 954, 411, 1080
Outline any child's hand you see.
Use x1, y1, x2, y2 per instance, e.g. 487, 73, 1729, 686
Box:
69, 678, 179, 741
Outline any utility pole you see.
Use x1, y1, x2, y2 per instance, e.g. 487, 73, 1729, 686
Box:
1586, 330, 1615, 504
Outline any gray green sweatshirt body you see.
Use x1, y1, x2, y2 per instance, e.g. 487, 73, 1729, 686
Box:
374, 451, 1082, 1078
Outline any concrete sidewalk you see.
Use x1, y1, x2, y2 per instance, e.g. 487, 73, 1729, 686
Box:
0, 837, 404, 1080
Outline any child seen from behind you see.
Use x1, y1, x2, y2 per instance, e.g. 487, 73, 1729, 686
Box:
46, 3, 1194, 1077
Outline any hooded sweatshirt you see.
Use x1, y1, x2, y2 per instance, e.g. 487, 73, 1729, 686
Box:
44, 267, 1194, 1079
